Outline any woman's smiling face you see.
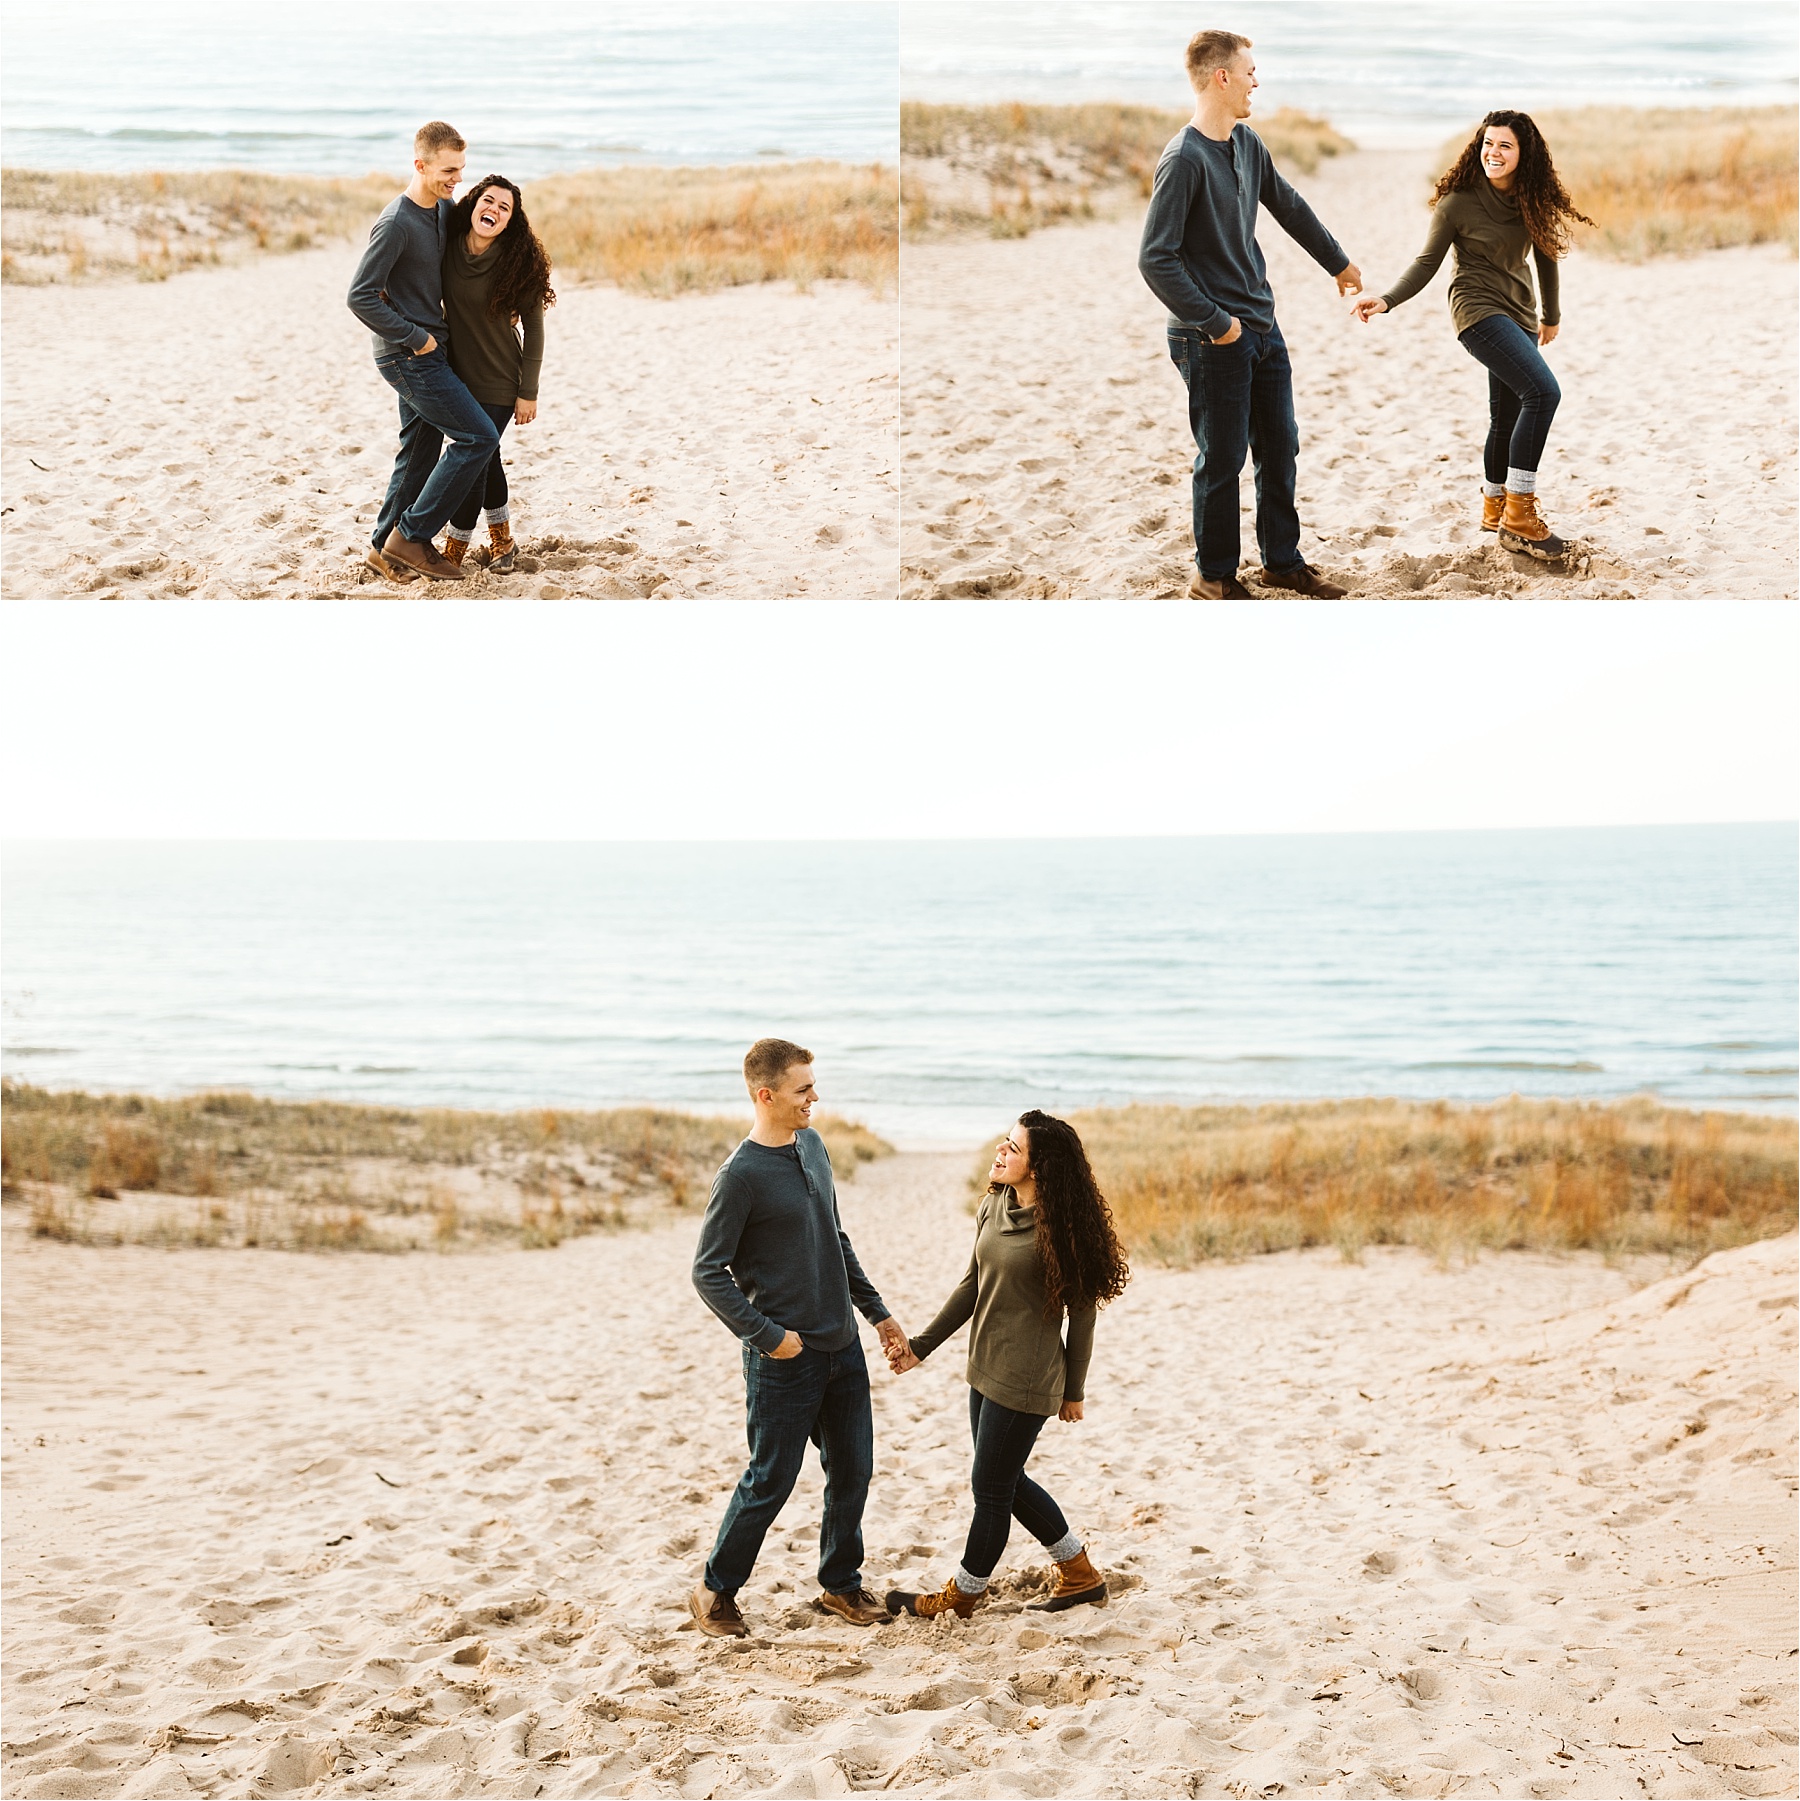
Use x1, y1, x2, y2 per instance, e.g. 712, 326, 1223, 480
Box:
470, 185, 515, 243
1480, 128, 1521, 185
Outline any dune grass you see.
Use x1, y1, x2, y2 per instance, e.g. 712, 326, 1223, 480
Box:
0, 161, 897, 293
969, 1097, 1796, 1268
1437, 106, 1798, 259
901, 101, 1352, 238
526, 162, 895, 295
1, 1081, 892, 1252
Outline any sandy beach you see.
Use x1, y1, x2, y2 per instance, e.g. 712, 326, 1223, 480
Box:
1, 247, 898, 600
899, 149, 1798, 599
4, 1149, 1793, 1800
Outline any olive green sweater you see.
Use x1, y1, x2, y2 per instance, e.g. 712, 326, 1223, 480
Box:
908, 1189, 1096, 1416
1379, 180, 1560, 337
441, 232, 545, 405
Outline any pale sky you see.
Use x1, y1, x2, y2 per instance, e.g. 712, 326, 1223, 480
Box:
1, 600, 1793, 840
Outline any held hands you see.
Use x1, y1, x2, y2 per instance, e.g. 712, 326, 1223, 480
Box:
515, 398, 538, 425
1351, 296, 1387, 323
875, 1316, 918, 1374
1335, 262, 1363, 297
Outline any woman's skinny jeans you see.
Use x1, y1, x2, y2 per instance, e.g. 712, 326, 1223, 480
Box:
1458, 312, 1560, 483
960, 1388, 1071, 1580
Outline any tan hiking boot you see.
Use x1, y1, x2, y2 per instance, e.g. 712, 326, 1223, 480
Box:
1481, 491, 1504, 532
816, 1587, 893, 1625
485, 519, 517, 573
1186, 573, 1253, 599
1257, 561, 1348, 598
689, 1581, 749, 1638
381, 526, 470, 582
365, 545, 418, 585
440, 534, 470, 567
1029, 1547, 1108, 1613
1498, 491, 1568, 560
885, 1577, 980, 1621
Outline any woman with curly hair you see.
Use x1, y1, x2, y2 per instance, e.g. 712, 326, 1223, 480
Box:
1353, 111, 1594, 560
438, 174, 556, 572
885, 1110, 1129, 1620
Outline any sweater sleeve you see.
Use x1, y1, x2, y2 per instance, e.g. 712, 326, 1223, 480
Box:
347, 210, 432, 351
518, 302, 545, 401
1137, 147, 1234, 338
1379, 202, 1458, 312
1254, 140, 1348, 275
908, 1203, 982, 1360
1061, 1305, 1097, 1402
1533, 244, 1560, 328
691, 1165, 787, 1354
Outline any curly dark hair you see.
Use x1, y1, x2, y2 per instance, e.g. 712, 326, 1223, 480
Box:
1432, 111, 1595, 258
449, 174, 557, 323
993, 1110, 1130, 1317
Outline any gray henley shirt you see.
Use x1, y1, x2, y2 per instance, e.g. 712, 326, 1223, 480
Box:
691, 1129, 888, 1355
1138, 123, 1347, 338
346, 193, 453, 356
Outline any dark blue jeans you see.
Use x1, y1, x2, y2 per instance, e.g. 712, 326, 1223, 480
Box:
1458, 313, 1561, 482
449, 402, 515, 534
704, 1336, 873, 1598
961, 1388, 1070, 1580
370, 347, 502, 548
1168, 320, 1302, 580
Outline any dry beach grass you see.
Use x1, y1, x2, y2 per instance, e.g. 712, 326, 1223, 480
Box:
901, 102, 1351, 238
0, 161, 897, 295
1048, 1097, 1799, 1267
1, 1082, 892, 1253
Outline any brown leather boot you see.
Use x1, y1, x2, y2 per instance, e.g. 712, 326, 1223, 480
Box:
688, 1581, 749, 1638
1029, 1547, 1109, 1613
816, 1587, 893, 1625
486, 519, 516, 573
364, 545, 418, 585
1481, 491, 1504, 532
885, 1577, 980, 1620
381, 526, 469, 582
1186, 572, 1253, 599
1256, 561, 1349, 598
440, 534, 470, 567
1498, 491, 1568, 560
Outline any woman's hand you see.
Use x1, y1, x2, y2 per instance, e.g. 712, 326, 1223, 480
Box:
515, 398, 538, 425
1058, 1401, 1084, 1423
1351, 296, 1387, 324
1538, 323, 1559, 347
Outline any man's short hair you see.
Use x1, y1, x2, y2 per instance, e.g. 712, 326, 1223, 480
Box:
1186, 30, 1252, 85
414, 120, 466, 159
744, 1037, 813, 1096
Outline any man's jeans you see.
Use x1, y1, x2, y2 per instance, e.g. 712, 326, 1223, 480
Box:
704, 1336, 874, 1598
370, 347, 502, 549
1458, 313, 1561, 483
1168, 320, 1302, 580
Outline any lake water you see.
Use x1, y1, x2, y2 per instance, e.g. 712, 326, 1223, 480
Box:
0, 0, 898, 176
3, 828, 1793, 1146
901, 0, 1800, 148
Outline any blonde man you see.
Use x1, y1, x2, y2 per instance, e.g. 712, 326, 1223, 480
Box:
347, 120, 499, 584
1139, 30, 1361, 599
689, 1039, 908, 1637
